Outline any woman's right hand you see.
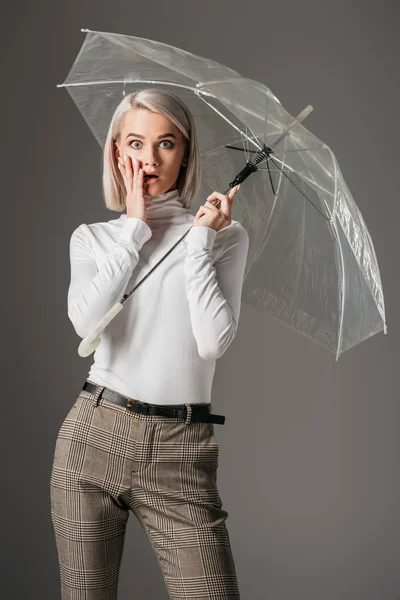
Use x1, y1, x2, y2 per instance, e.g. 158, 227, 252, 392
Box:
118, 156, 149, 223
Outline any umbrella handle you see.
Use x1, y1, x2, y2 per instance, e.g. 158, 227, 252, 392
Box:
77, 301, 124, 357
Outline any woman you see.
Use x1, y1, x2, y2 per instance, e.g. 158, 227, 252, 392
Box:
50, 87, 249, 599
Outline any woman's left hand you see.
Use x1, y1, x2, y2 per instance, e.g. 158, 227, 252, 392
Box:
192, 184, 240, 232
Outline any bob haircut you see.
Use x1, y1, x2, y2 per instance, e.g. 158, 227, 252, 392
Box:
102, 87, 201, 212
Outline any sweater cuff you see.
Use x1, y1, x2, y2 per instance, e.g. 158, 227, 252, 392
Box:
184, 225, 217, 251
118, 217, 152, 250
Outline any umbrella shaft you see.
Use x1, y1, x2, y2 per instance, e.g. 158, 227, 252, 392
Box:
122, 157, 264, 305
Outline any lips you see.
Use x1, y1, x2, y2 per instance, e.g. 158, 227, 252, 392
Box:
143, 175, 160, 186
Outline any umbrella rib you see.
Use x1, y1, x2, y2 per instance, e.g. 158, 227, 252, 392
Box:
57, 79, 221, 94
268, 154, 335, 200
267, 155, 332, 223
225, 144, 334, 224
197, 94, 263, 151
225, 145, 321, 154
57, 78, 264, 153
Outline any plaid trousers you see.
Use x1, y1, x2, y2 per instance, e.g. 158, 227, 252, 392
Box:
50, 384, 241, 599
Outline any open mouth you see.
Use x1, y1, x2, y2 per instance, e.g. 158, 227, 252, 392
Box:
144, 174, 160, 183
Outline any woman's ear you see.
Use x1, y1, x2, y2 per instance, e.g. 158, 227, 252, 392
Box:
181, 148, 189, 167
114, 141, 122, 163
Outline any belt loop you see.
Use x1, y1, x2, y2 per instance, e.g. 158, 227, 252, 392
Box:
92, 384, 106, 407
184, 403, 192, 426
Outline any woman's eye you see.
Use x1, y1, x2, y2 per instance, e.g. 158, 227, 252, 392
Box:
129, 140, 174, 149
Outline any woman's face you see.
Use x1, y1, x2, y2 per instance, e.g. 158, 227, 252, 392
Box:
115, 108, 187, 197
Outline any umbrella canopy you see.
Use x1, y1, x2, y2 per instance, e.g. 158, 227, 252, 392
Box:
57, 28, 387, 360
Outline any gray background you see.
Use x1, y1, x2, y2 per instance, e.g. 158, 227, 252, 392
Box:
2, 1, 399, 599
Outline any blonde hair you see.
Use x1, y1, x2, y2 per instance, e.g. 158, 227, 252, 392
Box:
102, 88, 201, 212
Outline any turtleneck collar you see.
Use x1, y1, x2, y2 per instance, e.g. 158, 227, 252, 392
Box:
120, 188, 188, 223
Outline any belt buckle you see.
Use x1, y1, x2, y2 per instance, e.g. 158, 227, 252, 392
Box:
126, 397, 141, 411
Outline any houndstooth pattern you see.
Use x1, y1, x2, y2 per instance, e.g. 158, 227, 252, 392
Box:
50, 385, 241, 599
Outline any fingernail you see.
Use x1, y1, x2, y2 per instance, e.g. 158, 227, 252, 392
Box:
237, 184, 241, 190
117, 163, 121, 170
124, 154, 126, 162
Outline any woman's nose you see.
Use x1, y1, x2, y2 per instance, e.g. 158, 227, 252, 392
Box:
141, 151, 159, 166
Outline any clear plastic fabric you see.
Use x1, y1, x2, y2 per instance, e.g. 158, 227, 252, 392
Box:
58, 28, 387, 360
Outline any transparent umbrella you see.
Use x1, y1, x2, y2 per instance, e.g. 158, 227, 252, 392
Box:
57, 27, 387, 360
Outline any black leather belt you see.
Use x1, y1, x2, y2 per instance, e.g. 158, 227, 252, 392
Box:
82, 381, 225, 425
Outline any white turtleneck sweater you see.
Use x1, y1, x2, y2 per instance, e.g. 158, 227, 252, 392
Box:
67, 188, 249, 405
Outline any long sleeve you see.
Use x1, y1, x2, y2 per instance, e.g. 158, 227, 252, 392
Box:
183, 223, 249, 360
67, 217, 152, 338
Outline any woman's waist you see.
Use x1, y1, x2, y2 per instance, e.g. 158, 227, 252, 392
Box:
87, 365, 214, 405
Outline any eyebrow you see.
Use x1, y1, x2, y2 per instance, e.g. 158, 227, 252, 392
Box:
125, 132, 178, 140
